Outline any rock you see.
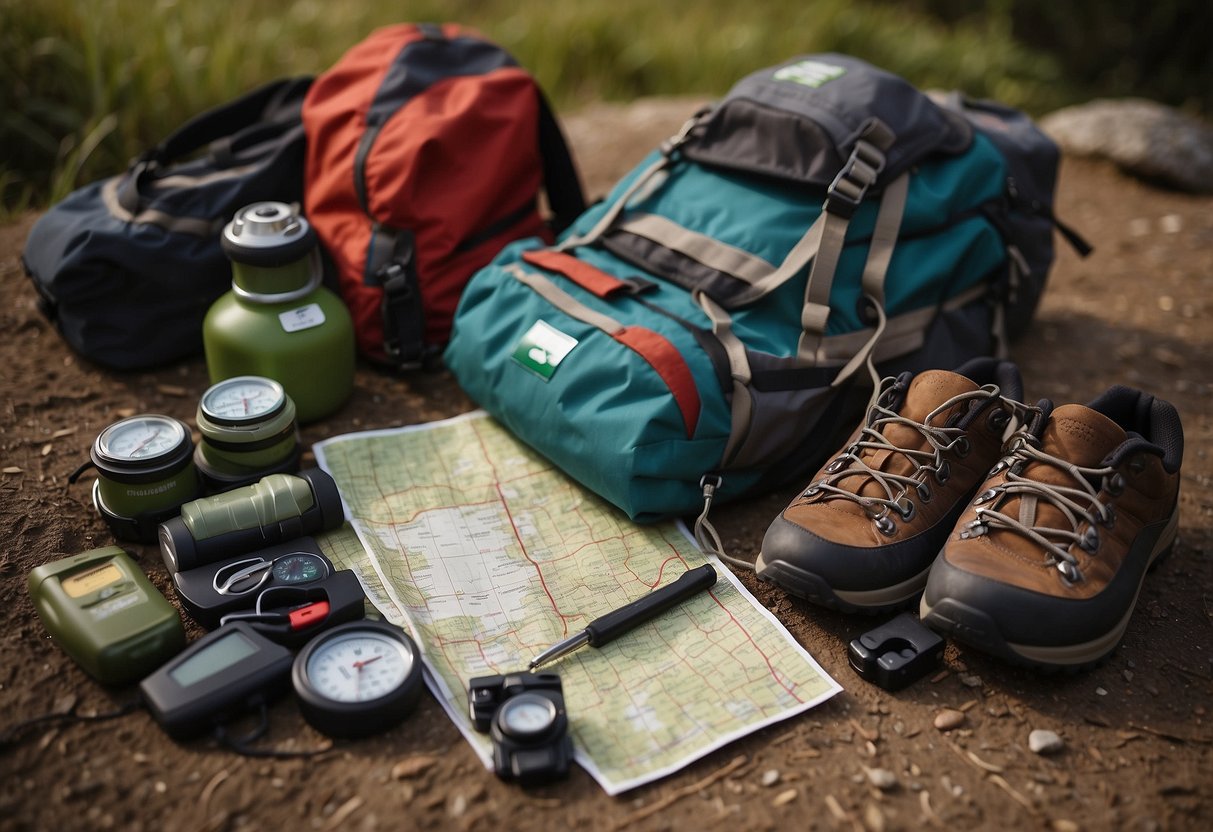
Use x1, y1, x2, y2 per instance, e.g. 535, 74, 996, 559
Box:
1040, 99, 1213, 193
1029, 729, 1065, 755
959, 673, 983, 688
934, 709, 966, 731
772, 788, 798, 807
391, 755, 438, 780
864, 767, 898, 791
761, 769, 781, 787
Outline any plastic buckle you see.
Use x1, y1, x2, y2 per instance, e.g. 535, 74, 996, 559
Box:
848, 613, 944, 691
824, 140, 885, 219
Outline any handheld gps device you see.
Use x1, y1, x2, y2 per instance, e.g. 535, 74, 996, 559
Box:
139, 621, 294, 739
28, 547, 186, 685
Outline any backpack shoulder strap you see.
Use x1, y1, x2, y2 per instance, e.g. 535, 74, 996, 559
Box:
536, 91, 586, 233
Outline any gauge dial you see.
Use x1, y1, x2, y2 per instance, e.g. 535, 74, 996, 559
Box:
97, 415, 187, 462
293, 621, 424, 738
200, 376, 286, 423
271, 553, 327, 585
497, 693, 558, 738
306, 631, 414, 703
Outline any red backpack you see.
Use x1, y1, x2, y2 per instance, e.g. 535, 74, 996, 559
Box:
302, 23, 585, 367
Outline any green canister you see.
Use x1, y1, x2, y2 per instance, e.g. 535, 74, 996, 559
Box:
204, 202, 354, 423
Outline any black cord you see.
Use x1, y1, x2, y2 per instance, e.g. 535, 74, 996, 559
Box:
212, 701, 331, 759
0, 700, 142, 753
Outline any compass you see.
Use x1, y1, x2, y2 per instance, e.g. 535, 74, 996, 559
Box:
86, 414, 200, 542
194, 376, 300, 492
292, 620, 424, 739
272, 552, 327, 585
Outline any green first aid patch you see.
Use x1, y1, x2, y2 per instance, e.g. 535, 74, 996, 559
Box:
773, 60, 846, 88
512, 320, 579, 380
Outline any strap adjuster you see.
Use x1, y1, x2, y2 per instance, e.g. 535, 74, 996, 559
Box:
824, 139, 887, 219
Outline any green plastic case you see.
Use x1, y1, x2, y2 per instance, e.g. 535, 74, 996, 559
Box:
28, 547, 186, 685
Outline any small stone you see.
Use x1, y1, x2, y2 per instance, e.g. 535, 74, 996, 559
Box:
761, 769, 781, 787
772, 788, 798, 807
864, 802, 887, 832
1123, 669, 1134, 683
1029, 729, 1065, 755
1129, 218, 1152, 237
1158, 296, 1175, 312
1052, 820, 1080, 832
864, 767, 898, 791
391, 755, 438, 780
52, 694, 78, 715
1095, 687, 1108, 696
959, 674, 983, 688
934, 709, 966, 731
1159, 214, 1183, 234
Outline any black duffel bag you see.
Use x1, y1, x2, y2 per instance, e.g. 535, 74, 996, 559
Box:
22, 77, 312, 370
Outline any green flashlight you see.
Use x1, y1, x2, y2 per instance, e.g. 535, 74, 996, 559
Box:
158, 468, 344, 574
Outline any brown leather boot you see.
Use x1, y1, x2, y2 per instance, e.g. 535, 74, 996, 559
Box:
756, 358, 1025, 613
920, 386, 1184, 670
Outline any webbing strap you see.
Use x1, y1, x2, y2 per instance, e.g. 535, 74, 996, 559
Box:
510, 265, 623, 335
556, 154, 671, 252
860, 172, 909, 306
821, 172, 910, 389
795, 135, 890, 365
557, 112, 703, 252
101, 178, 225, 236
613, 213, 776, 287
693, 291, 754, 468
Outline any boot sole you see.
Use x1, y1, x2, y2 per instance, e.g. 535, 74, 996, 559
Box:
755, 552, 932, 615
920, 501, 1179, 672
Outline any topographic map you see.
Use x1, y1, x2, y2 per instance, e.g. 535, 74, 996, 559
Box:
314, 411, 839, 794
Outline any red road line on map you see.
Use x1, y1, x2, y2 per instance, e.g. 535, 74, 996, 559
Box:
470, 421, 573, 636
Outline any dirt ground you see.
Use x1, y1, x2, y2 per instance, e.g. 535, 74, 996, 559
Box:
1, 99, 1211, 832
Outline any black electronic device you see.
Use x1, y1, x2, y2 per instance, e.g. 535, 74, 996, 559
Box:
220, 569, 368, 649
171, 537, 335, 628
467, 671, 572, 786
139, 621, 294, 739
848, 613, 945, 691
291, 620, 424, 739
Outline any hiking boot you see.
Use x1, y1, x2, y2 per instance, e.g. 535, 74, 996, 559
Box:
755, 357, 1025, 613
919, 386, 1184, 671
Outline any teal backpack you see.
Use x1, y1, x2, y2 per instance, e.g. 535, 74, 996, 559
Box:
444, 54, 1087, 525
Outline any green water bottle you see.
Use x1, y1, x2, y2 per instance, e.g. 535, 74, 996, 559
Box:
204, 202, 355, 423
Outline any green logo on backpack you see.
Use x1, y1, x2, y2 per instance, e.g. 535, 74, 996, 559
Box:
512, 320, 579, 380
774, 60, 846, 88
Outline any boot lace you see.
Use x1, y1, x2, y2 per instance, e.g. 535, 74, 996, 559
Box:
958, 428, 1117, 583
802, 377, 1015, 535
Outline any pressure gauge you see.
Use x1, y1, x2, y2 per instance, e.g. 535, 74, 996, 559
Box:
200, 375, 287, 424
88, 414, 200, 543
292, 620, 424, 739
194, 376, 300, 492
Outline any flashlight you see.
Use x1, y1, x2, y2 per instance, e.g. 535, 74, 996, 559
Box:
159, 468, 344, 573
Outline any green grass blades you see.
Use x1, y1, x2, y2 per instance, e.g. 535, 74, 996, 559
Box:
2, 0, 1062, 214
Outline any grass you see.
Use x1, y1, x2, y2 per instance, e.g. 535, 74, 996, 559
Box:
1, 0, 1067, 215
